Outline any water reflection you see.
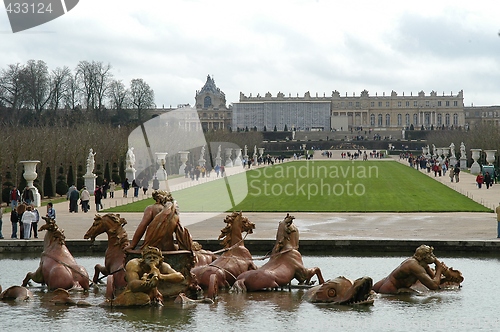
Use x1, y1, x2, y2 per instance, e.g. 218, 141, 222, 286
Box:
1, 255, 499, 331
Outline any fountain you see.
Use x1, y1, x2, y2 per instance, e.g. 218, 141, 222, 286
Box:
0, 253, 496, 331
19, 160, 41, 207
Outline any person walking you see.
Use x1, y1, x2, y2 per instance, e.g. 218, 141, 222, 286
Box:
31, 206, 40, 238
449, 167, 454, 182
141, 177, 149, 195
94, 186, 103, 212
80, 186, 91, 213
67, 184, 79, 212
132, 179, 139, 198
21, 205, 37, 239
476, 173, 484, 189
123, 179, 130, 197
152, 177, 159, 190
484, 172, 492, 189
10, 207, 18, 239
454, 165, 460, 183
109, 180, 115, 198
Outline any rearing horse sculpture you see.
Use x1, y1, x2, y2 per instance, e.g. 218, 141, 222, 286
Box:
22, 216, 90, 291
232, 213, 324, 292
84, 213, 129, 299
191, 211, 257, 298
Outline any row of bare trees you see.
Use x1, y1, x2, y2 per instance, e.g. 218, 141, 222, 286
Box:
0, 60, 155, 124
424, 122, 500, 166
0, 121, 130, 200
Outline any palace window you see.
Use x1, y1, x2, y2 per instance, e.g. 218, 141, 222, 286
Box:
445, 114, 450, 126
385, 114, 391, 126
446, 101, 450, 106
378, 101, 382, 107
454, 101, 458, 106
438, 101, 442, 106
425, 101, 430, 107
414, 101, 418, 107
437, 113, 442, 126
405, 101, 410, 107
371, 101, 375, 107
398, 101, 402, 107
370, 114, 375, 126
397, 114, 402, 126
204, 96, 212, 108
453, 113, 458, 126
377, 114, 382, 126
413, 114, 418, 125
405, 114, 410, 126
386, 101, 390, 107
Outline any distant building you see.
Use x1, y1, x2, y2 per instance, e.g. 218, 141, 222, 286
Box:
464, 105, 500, 128
233, 89, 466, 131
195, 75, 232, 131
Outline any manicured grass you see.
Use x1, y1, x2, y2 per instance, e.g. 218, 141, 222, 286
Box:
105, 160, 490, 213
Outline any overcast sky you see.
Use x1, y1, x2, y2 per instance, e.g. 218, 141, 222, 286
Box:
1, 0, 499, 108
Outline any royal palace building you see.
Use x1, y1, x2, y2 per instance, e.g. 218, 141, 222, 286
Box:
195, 75, 232, 131
232, 89, 466, 131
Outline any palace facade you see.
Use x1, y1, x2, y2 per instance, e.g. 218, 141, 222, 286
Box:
232, 89, 465, 131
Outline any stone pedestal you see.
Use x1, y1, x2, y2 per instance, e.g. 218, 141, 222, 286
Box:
20, 160, 41, 207
84, 174, 97, 193
234, 148, 243, 167
225, 148, 233, 167
449, 157, 457, 168
125, 167, 136, 183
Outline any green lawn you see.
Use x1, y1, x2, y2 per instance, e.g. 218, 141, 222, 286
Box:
105, 160, 491, 213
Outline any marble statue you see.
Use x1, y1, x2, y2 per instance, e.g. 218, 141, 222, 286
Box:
126, 147, 136, 169
86, 148, 96, 174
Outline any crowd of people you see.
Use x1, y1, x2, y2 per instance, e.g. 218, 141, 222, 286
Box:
403, 153, 462, 183
6, 186, 58, 240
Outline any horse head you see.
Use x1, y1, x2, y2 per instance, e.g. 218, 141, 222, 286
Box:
273, 213, 299, 253
83, 213, 128, 248
218, 211, 255, 248
39, 216, 66, 246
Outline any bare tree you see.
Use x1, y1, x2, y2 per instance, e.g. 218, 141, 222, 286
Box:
76, 60, 112, 120
49, 66, 71, 111
108, 79, 129, 110
64, 72, 80, 110
130, 78, 155, 122
20, 60, 51, 117
0, 63, 25, 114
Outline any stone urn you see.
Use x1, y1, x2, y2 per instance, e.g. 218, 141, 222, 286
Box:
470, 149, 482, 175
484, 150, 497, 165
20, 160, 41, 207
178, 151, 189, 175
155, 152, 168, 181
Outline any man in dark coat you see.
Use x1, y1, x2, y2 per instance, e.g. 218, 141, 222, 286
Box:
69, 186, 80, 212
